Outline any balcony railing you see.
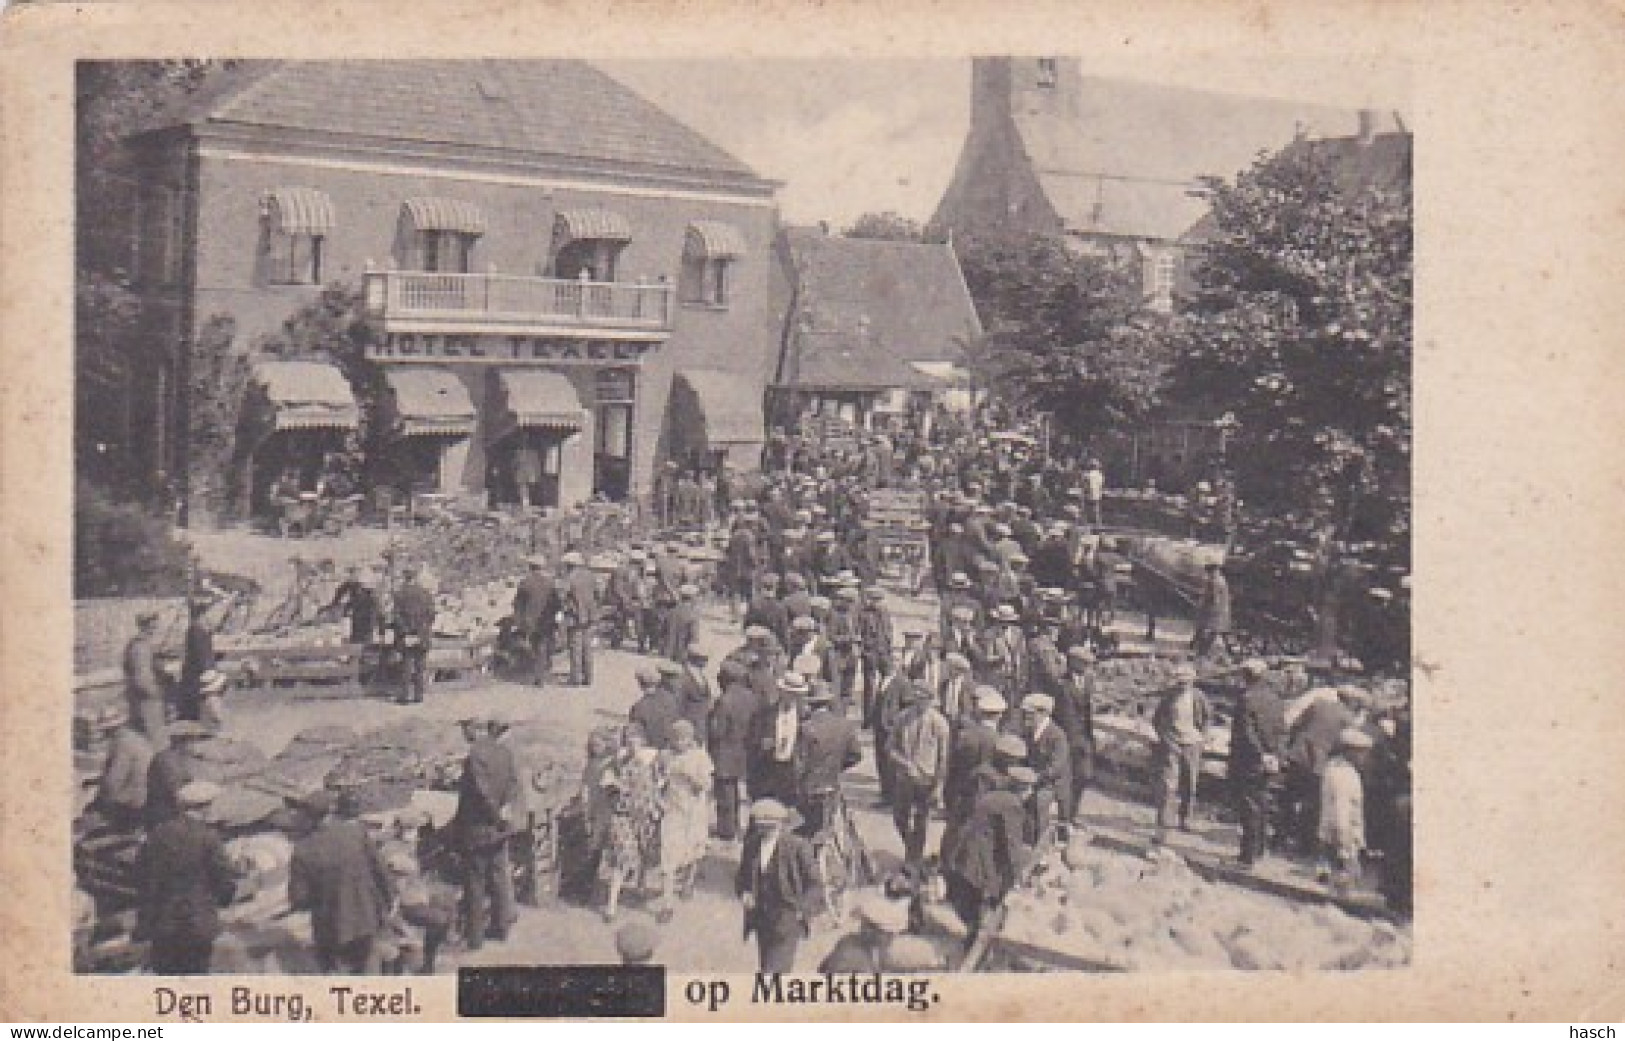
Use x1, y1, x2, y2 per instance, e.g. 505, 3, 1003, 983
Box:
363, 270, 674, 336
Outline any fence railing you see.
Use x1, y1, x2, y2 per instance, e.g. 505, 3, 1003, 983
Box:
365, 271, 674, 330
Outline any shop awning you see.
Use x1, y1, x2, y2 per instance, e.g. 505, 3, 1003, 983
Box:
402, 196, 487, 235
385, 367, 476, 437
553, 208, 632, 245
264, 187, 336, 236
684, 220, 749, 260
674, 368, 762, 445
491, 369, 585, 440
252, 360, 359, 432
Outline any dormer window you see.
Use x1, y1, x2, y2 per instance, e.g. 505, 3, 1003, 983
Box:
1037, 58, 1058, 88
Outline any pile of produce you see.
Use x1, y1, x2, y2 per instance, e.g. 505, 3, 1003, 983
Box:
996, 836, 1411, 971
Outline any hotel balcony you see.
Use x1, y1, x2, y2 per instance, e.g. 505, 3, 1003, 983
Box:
363, 269, 675, 341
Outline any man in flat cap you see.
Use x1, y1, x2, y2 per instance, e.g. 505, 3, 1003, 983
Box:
1021, 693, 1073, 835
662, 583, 700, 665
1055, 645, 1100, 818
736, 799, 820, 972
1151, 662, 1212, 842
708, 659, 760, 842
629, 664, 681, 753
136, 780, 238, 974
392, 564, 436, 704
944, 688, 1006, 852
561, 551, 599, 686
747, 673, 806, 804
450, 712, 519, 948
886, 682, 951, 864
1230, 658, 1286, 867
514, 556, 559, 687
743, 572, 789, 649
795, 682, 862, 836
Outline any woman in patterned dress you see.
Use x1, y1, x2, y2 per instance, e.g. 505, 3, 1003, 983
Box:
599, 723, 664, 922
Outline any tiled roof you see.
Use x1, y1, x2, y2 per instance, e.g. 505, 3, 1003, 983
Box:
1014, 76, 1394, 242
775, 227, 982, 391
142, 60, 762, 183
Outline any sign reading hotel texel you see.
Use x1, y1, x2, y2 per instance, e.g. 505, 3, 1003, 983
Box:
368, 335, 661, 364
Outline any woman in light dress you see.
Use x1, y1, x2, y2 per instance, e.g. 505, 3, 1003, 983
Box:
599, 723, 664, 923
658, 719, 714, 918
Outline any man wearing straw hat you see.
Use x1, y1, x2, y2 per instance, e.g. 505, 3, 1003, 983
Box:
136, 780, 237, 974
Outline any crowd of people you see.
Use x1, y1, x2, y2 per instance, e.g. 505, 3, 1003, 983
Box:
87, 407, 1411, 976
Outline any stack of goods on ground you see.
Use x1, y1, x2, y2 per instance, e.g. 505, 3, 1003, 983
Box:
993, 834, 1411, 971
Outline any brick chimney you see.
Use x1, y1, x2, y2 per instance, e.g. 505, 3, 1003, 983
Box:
1357, 109, 1380, 145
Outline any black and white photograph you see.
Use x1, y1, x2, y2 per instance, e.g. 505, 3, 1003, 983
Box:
66, 54, 1417, 980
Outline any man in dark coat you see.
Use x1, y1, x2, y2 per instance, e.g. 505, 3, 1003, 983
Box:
794, 684, 862, 835
329, 565, 383, 647
449, 716, 519, 949
513, 557, 558, 686
1228, 659, 1286, 866
560, 552, 599, 686
136, 781, 238, 974
708, 661, 759, 842
1029, 526, 1074, 592
662, 584, 700, 664
857, 588, 894, 726
943, 688, 1005, 851
393, 565, 437, 704
941, 767, 1033, 941
628, 666, 682, 752
780, 572, 813, 627
676, 645, 714, 747
824, 587, 864, 713
1054, 645, 1099, 817
176, 600, 216, 722
287, 788, 395, 972
743, 573, 790, 649
736, 799, 821, 972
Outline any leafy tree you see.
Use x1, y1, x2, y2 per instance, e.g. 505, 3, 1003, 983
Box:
842, 211, 927, 242
953, 230, 1172, 440
186, 315, 253, 523
1173, 137, 1412, 657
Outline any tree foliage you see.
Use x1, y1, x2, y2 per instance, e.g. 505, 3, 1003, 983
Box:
843, 211, 928, 242
1173, 140, 1412, 560
954, 231, 1171, 439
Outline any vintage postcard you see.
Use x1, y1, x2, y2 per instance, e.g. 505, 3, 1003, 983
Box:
2, 0, 1623, 1024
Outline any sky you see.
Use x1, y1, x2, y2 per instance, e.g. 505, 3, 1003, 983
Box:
599, 56, 1412, 229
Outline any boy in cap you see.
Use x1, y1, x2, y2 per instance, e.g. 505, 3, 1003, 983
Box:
136, 780, 238, 974
736, 798, 820, 972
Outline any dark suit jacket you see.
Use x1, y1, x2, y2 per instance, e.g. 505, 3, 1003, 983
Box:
736, 829, 820, 939
709, 680, 760, 779
514, 572, 558, 634
1029, 722, 1074, 817
945, 720, 999, 819
1231, 680, 1286, 777
796, 710, 862, 795
137, 813, 237, 943
394, 582, 437, 641
289, 819, 395, 951
744, 596, 790, 647
452, 737, 518, 847
629, 688, 682, 751
1054, 670, 1097, 751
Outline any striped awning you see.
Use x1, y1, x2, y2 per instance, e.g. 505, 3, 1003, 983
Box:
684, 220, 749, 260
253, 360, 359, 432
264, 187, 336, 236
385, 367, 476, 437
492, 369, 585, 440
553, 208, 632, 245
402, 197, 487, 235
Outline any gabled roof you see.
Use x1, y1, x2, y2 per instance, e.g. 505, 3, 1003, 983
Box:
138, 60, 764, 185
1013, 76, 1396, 242
774, 227, 982, 391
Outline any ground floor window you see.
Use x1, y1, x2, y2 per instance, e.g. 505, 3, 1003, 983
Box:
488, 430, 565, 509
593, 368, 636, 502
